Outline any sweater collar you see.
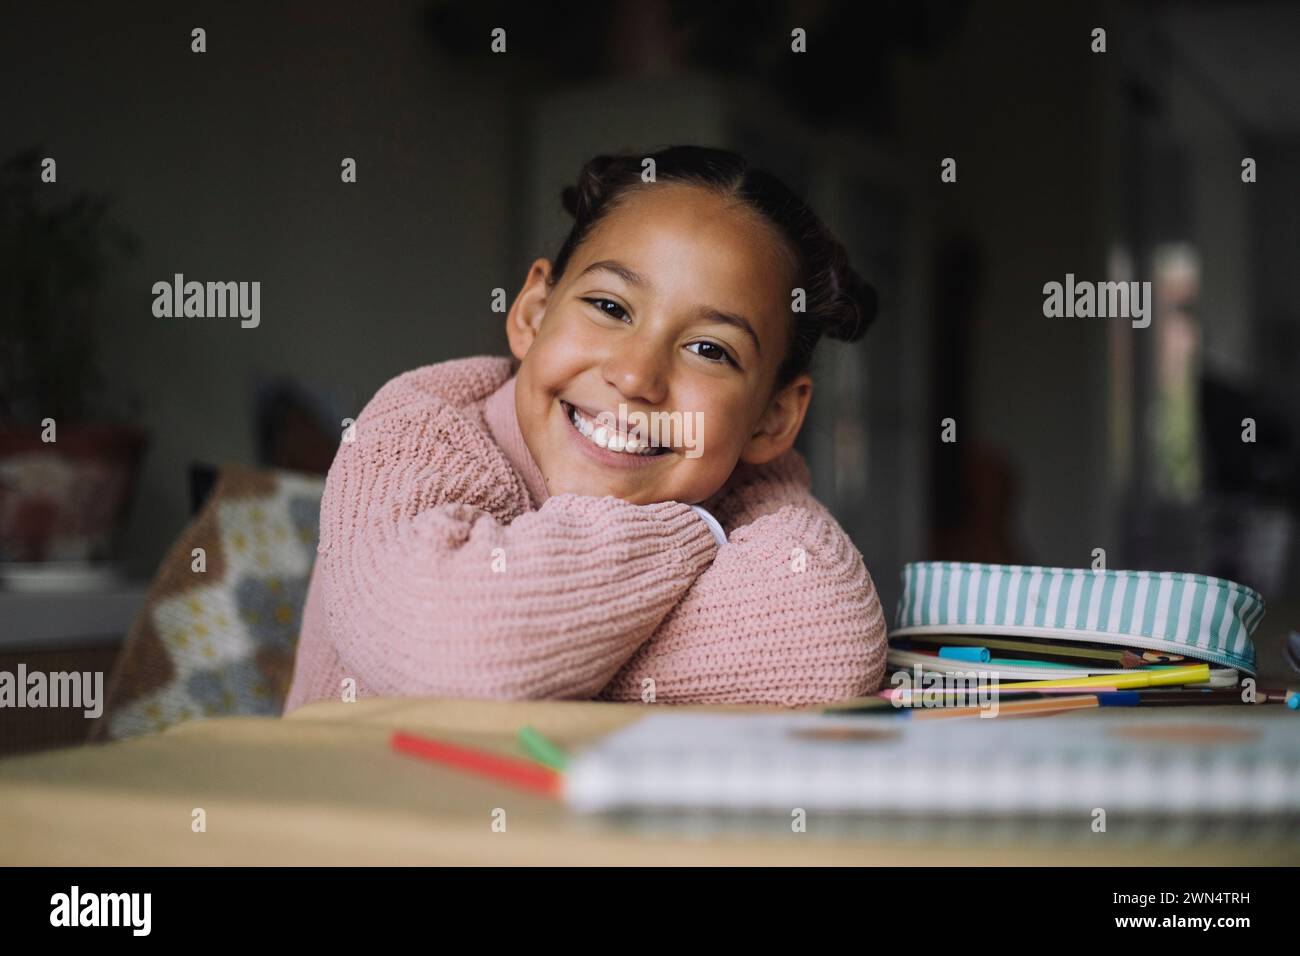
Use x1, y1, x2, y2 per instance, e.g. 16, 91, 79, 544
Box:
483, 374, 550, 508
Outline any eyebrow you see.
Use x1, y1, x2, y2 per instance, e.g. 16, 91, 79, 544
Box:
700, 307, 762, 355
577, 258, 762, 355
577, 259, 651, 289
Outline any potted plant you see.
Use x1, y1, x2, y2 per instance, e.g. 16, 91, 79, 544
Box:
0, 146, 146, 587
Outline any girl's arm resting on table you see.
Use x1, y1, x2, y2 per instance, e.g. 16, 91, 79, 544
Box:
600, 492, 888, 706
318, 478, 717, 701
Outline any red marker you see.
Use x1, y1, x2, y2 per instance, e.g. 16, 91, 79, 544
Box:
391, 730, 562, 797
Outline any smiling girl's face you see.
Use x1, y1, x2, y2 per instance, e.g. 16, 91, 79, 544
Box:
506, 183, 813, 505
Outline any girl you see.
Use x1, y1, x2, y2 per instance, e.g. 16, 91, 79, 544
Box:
285, 146, 887, 710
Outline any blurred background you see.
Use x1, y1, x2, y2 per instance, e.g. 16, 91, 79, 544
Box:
2, 0, 1298, 749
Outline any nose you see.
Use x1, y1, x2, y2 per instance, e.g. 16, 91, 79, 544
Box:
601, 335, 669, 406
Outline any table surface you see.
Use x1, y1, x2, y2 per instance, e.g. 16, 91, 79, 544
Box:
0, 696, 1297, 865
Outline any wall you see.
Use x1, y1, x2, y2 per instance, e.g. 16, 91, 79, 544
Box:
890, 0, 1115, 566
1, 1, 514, 574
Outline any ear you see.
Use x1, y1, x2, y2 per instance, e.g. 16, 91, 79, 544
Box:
740, 374, 812, 465
506, 258, 554, 361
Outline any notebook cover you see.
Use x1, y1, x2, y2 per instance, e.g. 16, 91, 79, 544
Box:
565, 711, 1299, 816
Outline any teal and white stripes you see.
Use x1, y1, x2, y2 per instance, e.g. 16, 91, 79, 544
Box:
893, 562, 1263, 674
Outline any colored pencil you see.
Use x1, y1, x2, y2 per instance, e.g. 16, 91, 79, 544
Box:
900, 633, 1131, 663
1127, 696, 1256, 706
517, 725, 570, 771
910, 694, 1101, 721
1085, 689, 1264, 706
995, 663, 1209, 691
881, 685, 1119, 705
391, 730, 562, 797
825, 692, 1110, 716
884, 686, 1275, 711
832, 675, 1190, 711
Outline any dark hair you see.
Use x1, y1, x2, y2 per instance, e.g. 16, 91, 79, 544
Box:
549, 145, 877, 385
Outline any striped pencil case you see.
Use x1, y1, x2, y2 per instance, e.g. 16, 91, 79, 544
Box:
893, 562, 1264, 675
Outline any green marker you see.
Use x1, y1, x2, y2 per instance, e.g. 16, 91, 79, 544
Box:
518, 725, 569, 771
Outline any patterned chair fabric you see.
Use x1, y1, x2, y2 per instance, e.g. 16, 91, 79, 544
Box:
90, 465, 324, 742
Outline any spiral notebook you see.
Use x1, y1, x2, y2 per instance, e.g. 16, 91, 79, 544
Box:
563, 711, 1300, 817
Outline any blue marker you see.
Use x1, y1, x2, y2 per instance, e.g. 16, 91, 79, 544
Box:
1094, 691, 1142, 707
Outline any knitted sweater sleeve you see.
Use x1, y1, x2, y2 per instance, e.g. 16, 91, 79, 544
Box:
598, 451, 888, 706
315, 372, 718, 700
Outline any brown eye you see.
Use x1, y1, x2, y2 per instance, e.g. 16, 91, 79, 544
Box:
583, 297, 628, 321
686, 341, 736, 366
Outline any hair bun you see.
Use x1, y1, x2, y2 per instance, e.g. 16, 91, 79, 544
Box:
560, 184, 580, 217
562, 154, 624, 220
825, 264, 877, 343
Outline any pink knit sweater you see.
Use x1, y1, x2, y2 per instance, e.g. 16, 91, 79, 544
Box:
284, 356, 886, 711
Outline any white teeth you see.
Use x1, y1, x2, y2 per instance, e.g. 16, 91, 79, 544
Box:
566, 403, 659, 456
